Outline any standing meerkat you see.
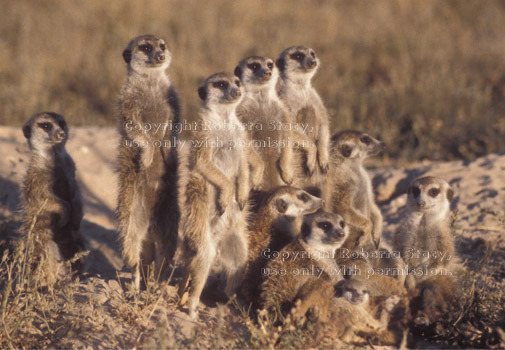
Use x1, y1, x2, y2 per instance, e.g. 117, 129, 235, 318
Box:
276, 46, 330, 196
21, 112, 86, 283
240, 186, 323, 305
116, 34, 180, 289
393, 176, 461, 325
326, 130, 385, 250
178, 72, 261, 319
234, 56, 293, 191
393, 176, 457, 289
260, 211, 348, 321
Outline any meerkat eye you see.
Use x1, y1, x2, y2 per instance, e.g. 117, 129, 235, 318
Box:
339, 220, 345, 229
360, 135, 371, 144
139, 44, 152, 53
159, 43, 166, 51
247, 63, 260, 71
310, 51, 316, 58
38, 122, 52, 131
235, 79, 241, 87
213, 81, 229, 90
290, 52, 305, 60
298, 192, 310, 202
428, 188, 440, 197
411, 186, 421, 198
317, 221, 331, 231
267, 62, 274, 69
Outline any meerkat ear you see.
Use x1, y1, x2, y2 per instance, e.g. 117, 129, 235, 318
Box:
275, 198, 287, 213
198, 86, 207, 101
276, 57, 286, 71
22, 123, 31, 139
341, 144, 353, 158
234, 66, 242, 78
446, 188, 454, 202
122, 49, 132, 64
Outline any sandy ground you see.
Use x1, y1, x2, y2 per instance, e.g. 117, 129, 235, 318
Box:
0, 125, 504, 347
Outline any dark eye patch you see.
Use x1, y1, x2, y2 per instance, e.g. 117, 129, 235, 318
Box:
428, 188, 440, 197
139, 44, 152, 53
235, 79, 241, 87
212, 81, 229, 89
290, 52, 305, 61
38, 122, 52, 131
360, 135, 371, 144
317, 221, 331, 231
247, 63, 260, 71
310, 51, 316, 58
160, 43, 166, 51
58, 120, 66, 129
298, 192, 309, 202
411, 186, 420, 198
267, 62, 273, 69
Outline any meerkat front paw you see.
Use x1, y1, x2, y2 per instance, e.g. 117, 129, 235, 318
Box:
217, 183, 233, 216
141, 145, 154, 168
317, 150, 329, 174
305, 148, 317, 176
279, 161, 294, 185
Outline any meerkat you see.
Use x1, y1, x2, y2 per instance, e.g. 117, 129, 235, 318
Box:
326, 130, 385, 250
21, 112, 86, 283
240, 186, 323, 305
276, 46, 330, 197
178, 72, 262, 319
393, 176, 458, 289
260, 211, 348, 321
234, 56, 294, 192
393, 176, 461, 324
332, 279, 407, 345
116, 34, 180, 290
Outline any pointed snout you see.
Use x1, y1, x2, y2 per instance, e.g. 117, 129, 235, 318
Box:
155, 52, 165, 62
263, 70, 272, 77
56, 131, 66, 140
308, 59, 317, 68
417, 200, 426, 209
231, 88, 241, 98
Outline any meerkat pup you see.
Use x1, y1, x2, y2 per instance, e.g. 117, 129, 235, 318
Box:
116, 34, 180, 290
326, 130, 385, 249
332, 279, 406, 345
393, 176, 457, 289
178, 72, 260, 319
234, 56, 293, 191
276, 46, 330, 196
260, 211, 348, 321
240, 186, 323, 304
21, 112, 86, 283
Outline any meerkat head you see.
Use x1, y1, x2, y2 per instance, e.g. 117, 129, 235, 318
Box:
301, 211, 348, 254
234, 56, 278, 93
335, 279, 370, 306
265, 186, 324, 218
198, 72, 243, 110
122, 34, 171, 74
330, 130, 385, 162
22, 112, 68, 152
407, 176, 454, 218
276, 46, 319, 82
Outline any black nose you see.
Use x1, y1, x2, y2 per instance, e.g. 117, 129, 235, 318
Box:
57, 131, 66, 140
417, 200, 426, 209
231, 89, 241, 98
263, 70, 272, 77
308, 59, 316, 68
156, 53, 165, 62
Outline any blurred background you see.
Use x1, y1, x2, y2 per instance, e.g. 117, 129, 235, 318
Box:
0, 0, 504, 161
